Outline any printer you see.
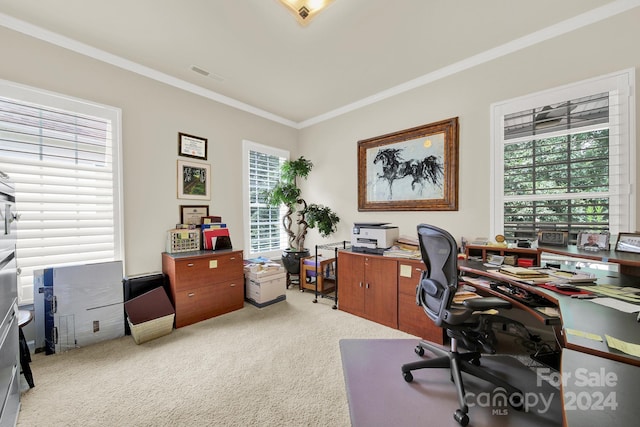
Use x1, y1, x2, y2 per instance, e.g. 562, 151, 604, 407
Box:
351, 223, 399, 255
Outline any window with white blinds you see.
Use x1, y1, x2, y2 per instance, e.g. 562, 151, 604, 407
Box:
0, 80, 123, 304
491, 69, 635, 244
242, 140, 288, 258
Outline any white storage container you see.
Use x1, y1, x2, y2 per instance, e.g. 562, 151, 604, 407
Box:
245, 272, 286, 307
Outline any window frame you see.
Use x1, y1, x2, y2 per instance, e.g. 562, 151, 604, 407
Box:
241, 140, 289, 259
490, 69, 636, 241
0, 78, 124, 304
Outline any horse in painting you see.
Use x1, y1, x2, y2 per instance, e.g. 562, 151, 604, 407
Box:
373, 148, 443, 199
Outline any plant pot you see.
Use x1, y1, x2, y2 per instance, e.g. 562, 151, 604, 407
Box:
282, 248, 310, 274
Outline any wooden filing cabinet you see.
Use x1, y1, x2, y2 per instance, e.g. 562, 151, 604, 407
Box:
162, 250, 244, 328
338, 251, 398, 329
397, 259, 444, 344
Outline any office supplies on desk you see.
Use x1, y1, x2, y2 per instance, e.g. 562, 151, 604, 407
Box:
537, 282, 591, 296
545, 269, 597, 284
591, 297, 640, 313
499, 266, 548, 279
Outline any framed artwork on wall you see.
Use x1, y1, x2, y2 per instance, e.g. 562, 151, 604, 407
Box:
357, 117, 459, 211
177, 160, 210, 200
178, 132, 208, 160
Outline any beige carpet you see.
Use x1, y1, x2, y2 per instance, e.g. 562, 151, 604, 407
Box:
17, 289, 414, 426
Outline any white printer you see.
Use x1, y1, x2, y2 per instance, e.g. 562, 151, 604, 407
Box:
351, 222, 399, 254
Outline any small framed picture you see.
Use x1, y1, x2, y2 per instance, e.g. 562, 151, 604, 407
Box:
577, 231, 610, 251
177, 160, 210, 200
178, 132, 208, 160
537, 230, 568, 247
180, 205, 209, 226
615, 233, 640, 254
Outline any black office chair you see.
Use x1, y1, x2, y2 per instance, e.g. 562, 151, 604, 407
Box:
401, 224, 522, 426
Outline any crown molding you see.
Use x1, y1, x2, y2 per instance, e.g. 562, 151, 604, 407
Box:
2, 0, 639, 130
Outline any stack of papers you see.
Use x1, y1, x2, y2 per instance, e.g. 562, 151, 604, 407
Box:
498, 266, 549, 279
545, 270, 596, 284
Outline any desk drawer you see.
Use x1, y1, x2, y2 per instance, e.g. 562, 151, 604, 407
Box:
398, 292, 444, 344
174, 278, 243, 328
173, 253, 243, 291
398, 261, 424, 296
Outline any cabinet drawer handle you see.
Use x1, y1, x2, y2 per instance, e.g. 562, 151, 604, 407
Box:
188, 292, 195, 297
359, 282, 363, 288
187, 263, 194, 267
230, 257, 236, 260
366, 283, 370, 289
230, 283, 236, 287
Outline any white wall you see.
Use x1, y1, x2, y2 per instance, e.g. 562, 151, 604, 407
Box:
298, 8, 640, 249
1, 7, 639, 275
0, 26, 298, 276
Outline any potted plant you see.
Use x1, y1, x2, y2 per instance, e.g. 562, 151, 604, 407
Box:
265, 156, 340, 274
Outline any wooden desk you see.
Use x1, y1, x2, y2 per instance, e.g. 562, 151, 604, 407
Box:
459, 258, 640, 426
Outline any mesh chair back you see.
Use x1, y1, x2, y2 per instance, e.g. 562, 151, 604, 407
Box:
416, 224, 459, 326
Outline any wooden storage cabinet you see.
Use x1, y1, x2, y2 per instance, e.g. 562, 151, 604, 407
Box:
397, 259, 444, 344
338, 251, 398, 329
162, 250, 244, 328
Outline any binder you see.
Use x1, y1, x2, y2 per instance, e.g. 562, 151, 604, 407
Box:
203, 227, 231, 250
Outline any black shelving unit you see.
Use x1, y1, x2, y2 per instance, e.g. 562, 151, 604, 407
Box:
307, 241, 351, 309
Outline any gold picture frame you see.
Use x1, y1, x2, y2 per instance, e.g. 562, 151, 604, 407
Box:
357, 117, 459, 211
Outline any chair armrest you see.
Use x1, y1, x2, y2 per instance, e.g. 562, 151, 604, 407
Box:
463, 297, 511, 311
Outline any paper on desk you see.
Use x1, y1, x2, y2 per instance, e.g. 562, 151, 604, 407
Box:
590, 297, 640, 313
605, 335, 640, 358
565, 328, 603, 342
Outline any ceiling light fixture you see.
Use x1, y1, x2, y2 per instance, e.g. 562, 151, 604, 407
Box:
278, 0, 335, 26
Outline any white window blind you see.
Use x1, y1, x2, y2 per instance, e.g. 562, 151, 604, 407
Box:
0, 80, 123, 304
242, 140, 288, 258
491, 69, 635, 243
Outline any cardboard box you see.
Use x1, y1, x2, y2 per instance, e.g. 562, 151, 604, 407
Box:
245, 272, 286, 308
243, 263, 284, 280
124, 287, 175, 344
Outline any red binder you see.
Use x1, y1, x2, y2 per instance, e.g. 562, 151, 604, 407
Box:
202, 227, 230, 250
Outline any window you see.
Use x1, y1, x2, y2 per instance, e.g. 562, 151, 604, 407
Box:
242, 140, 288, 258
0, 80, 123, 304
491, 69, 635, 243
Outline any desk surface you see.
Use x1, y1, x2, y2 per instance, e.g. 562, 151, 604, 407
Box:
459, 259, 640, 425
459, 260, 640, 367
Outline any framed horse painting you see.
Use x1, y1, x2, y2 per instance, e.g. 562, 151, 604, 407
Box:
357, 117, 459, 211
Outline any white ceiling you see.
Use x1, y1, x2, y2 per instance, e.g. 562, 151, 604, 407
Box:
0, 0, 635, 128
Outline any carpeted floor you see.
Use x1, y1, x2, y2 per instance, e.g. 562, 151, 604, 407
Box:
340, 339, 562, 427
17, 285, 559, 426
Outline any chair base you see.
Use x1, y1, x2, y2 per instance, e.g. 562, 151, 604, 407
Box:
401, 339, 522, 426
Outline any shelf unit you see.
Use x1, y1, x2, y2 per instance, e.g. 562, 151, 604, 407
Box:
464, 244, 540, 266
304, 241, 351, 308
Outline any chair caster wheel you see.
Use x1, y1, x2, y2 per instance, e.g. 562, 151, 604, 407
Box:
471, 358, 481, 366
402, 371, 413, 383
454, 409, 469, 426
414, 346, 425, 356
